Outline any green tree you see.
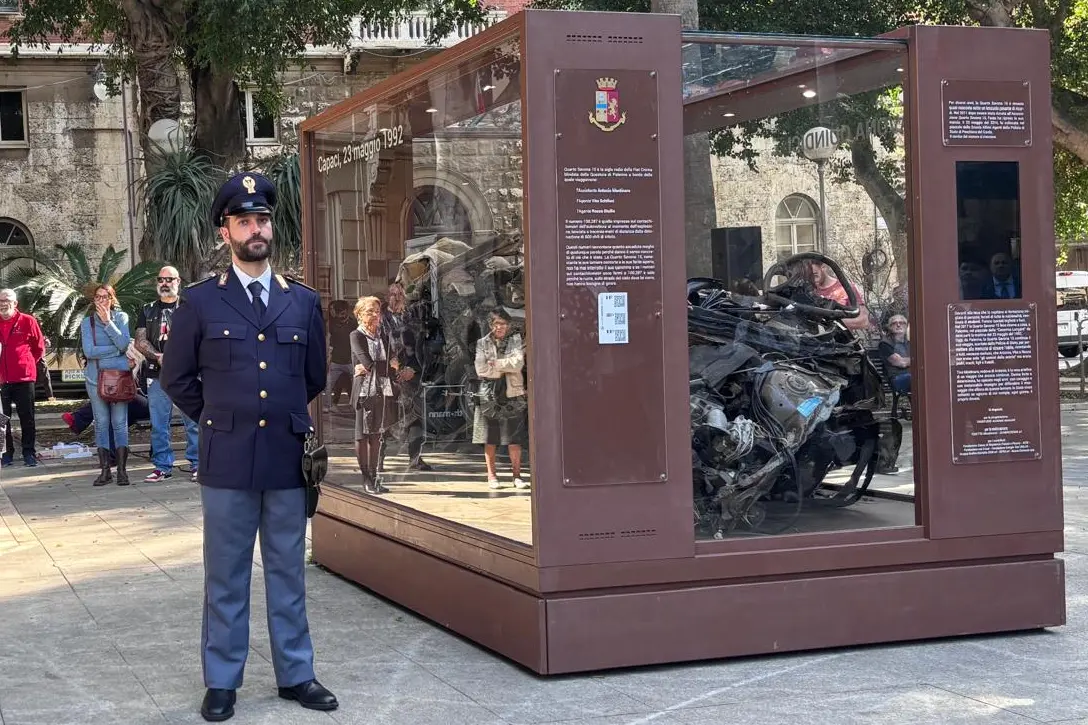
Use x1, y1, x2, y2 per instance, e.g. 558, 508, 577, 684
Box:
135, 147, 305, 281
6, 0, 489, 167
533, 0, 1088, 260
136, 147, 226, 282
0, 244, 161, 360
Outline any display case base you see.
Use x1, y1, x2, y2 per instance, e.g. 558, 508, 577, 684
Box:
311, 513, 1066, 675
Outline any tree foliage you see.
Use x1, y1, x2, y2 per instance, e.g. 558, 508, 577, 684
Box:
0, 244, 161, 359
6, 0, 490, 165
533, 0, 1088, 246
135, 147, 226, 282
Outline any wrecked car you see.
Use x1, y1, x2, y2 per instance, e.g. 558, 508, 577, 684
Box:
688, 252, 902, 538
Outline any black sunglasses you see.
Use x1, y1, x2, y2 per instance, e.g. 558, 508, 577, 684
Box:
157, 277, 178, 283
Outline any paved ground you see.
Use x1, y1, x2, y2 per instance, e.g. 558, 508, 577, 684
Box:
2, 412, 1088, 725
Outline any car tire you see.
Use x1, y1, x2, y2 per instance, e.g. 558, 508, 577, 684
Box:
1060, 345, 1082, 358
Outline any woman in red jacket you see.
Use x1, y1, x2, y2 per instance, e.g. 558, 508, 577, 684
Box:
0, 288, 45, 467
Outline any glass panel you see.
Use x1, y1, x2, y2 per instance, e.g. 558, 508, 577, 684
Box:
956, 161, 1021, 300
309, 38, 529, 546
0, 91, 24, 143
681, 38, 903, 104
686, 40, 915, 540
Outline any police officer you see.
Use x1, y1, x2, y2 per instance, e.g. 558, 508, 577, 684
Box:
161, 172, 337, 722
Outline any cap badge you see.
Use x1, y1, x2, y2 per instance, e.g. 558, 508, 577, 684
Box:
242, 176, 256, 194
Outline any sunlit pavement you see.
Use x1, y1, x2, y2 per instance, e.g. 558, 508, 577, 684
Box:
2, 412, 1088, 725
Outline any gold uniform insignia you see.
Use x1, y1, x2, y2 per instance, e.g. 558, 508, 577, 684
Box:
242, 176, 257, 194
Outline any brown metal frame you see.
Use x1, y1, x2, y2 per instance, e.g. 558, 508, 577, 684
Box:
302, 11, 1065, 674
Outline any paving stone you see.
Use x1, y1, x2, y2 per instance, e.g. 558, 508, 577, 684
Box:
2, 409, 1088, 725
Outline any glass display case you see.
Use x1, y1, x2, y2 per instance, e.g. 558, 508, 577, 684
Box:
300, 10, 1064, 675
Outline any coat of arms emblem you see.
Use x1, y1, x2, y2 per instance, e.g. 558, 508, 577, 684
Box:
589, 77, 627, 132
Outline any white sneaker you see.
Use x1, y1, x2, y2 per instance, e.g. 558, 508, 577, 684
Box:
513, 477, 530, 489
488, 478, 504, 489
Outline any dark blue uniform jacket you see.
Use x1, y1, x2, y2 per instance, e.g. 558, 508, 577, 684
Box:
160, 269, 327, 490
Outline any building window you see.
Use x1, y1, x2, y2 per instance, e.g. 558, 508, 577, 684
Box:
774, 194, 819, 260
243, 90, 278, 143
0, 90, 27, 145
408, 185, 473, 244
0, 3, 19, 15
0, 218, 31, 247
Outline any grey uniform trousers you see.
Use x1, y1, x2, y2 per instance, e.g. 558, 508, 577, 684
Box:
201, 486, 315, 689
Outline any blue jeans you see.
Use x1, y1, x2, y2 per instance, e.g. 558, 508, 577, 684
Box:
86, 380, 129, 449
147, 378, 199, 471
891, 371, 911, 394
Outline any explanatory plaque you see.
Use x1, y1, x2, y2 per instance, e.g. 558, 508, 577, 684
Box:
554, 68, 666, 487
942, 79, 1032, 147
949, 303, 1042, 464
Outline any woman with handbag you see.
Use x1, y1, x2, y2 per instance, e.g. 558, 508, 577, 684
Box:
473, 307, 529, 490
350, 296, 403, 495
80, 283, 134, 486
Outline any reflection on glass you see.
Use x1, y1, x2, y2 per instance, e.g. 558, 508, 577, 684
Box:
310, 38, 530, 545
956, 161, 1022, 300
684, 41, 915, 540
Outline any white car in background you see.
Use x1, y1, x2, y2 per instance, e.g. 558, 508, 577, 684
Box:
1057, 270, 1088, 357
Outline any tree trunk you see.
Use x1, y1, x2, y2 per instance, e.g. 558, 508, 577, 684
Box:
964, 0, 1021, 26
118, 0, 184, 160
650, 0, 718, 278
967, 0, 1088, 165
190, 62, 246, 168
850, 139, 908, 287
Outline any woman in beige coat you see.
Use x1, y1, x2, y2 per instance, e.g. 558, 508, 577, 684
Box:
473, 308, 528, 490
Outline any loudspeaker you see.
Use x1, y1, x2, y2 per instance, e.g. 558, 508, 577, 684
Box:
711, 226, 763, 291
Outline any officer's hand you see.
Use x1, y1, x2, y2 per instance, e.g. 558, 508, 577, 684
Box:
398, 368, 415, 382
354, 364, 368, 377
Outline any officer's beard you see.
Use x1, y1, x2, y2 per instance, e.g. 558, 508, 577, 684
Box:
230, 233, 272, 263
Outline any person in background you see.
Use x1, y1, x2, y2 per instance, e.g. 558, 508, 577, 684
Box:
981, 251, 1021, 299
806, 262, 870, 331
379, 282, 431, 473
324, 300, 355, 410
473, 307, 529, 490
80, 283, 132, 486
136, 266, 200, 482
958, 256, 987, 300
877, 313, 911, 395
350, 295, 401, 494
0, 288, 45, 467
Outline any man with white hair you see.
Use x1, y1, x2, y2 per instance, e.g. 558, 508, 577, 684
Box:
0, 288, 44, 467
135, 266, 200, 482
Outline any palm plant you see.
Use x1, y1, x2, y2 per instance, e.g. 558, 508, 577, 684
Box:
266, 152, 302, 273
0, 243, 161, 361
137, 146, 227, 283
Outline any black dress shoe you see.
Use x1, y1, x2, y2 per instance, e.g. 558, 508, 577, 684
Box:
201, 688, 236, 722
278, 679, 338, 711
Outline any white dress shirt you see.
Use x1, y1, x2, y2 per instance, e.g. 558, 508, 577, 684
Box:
232, 264, 272, 306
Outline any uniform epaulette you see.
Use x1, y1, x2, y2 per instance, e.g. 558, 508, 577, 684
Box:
281, 274, 316, 292
186, 273, 220, 290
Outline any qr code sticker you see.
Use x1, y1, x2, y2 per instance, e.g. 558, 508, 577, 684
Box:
613, 296, 625, 308
614, 330, 627, 342
614, 313, 627, 325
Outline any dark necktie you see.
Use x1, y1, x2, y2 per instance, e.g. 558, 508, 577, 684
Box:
248, 280, 265, 320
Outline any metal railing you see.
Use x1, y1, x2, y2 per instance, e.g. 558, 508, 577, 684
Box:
352, 12, 505, 49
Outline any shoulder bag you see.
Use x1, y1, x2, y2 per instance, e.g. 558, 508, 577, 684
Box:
91, 317, 137, 403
